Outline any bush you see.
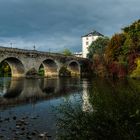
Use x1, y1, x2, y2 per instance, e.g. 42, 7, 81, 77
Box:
59, 66, 71, 77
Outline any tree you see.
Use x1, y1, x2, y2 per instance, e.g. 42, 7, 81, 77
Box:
59, 66, 71, 77
87, 37, 109, 77
87, 37, 110, 59
105, 33, 126, 62
123, 19, 140, 52
130, 57, 140, 78
62, 49, 72, 56
0, 62, 11, 77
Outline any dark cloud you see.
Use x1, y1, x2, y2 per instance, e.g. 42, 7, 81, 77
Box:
0, 0, 140, 52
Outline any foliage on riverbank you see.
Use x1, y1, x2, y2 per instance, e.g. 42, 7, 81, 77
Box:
59, 66, 71, 77
56, 78, 140, 140
0, 62, 11, 77
88, 19, 140, 78
130, 58, 140, 79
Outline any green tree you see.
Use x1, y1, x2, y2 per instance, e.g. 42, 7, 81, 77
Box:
87, 37, 110, 59
0, 62, 11, 77
123, 19, 140, 52
59, 66, 71, 77
130, 57, 140, 78
87, 37, 109, 77
62, 49, 72, 56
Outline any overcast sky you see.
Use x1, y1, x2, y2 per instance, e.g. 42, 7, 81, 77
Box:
0, 0, 139, 52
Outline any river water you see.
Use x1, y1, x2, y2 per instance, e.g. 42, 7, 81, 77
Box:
0, 77, 140, 140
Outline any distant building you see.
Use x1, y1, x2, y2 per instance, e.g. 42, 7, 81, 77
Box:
82, 30, 104, 58
74, 52, 82, 57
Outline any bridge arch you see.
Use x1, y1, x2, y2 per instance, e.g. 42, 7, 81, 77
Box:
0, 57, 25, 77
39, 58, 59, 77
67, 60, 81, 76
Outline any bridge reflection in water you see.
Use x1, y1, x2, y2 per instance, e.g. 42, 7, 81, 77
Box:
0, 77, 85, 106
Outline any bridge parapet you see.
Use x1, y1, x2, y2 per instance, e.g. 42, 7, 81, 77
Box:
0, 46, 86, 60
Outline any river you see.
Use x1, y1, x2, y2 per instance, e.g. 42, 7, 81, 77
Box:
0, 77, 140, 140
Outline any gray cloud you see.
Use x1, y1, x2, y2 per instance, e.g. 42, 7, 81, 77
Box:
0, 0, 140, 52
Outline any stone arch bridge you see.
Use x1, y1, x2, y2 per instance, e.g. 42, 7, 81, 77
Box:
0, 47, 90, 77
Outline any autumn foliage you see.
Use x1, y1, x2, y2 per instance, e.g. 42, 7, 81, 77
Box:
88, 19, 140, 78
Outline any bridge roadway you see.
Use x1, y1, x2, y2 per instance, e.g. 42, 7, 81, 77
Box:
0, 46, 89, 77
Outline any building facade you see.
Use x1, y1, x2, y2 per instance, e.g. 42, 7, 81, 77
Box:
82, 30, 104, 58
74, 52, 82, 58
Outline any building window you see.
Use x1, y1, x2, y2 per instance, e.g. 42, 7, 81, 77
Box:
86, 42, 88, 45
86, 37, 88, 40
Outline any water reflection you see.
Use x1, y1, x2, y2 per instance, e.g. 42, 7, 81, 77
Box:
0, 77, 82, 106
82, 79, 93, 112
3, 78, 24, 98
40, 78, 59, 94
0, 78, 11, 97
1, 77, 140, 139
56, 78, 140, 140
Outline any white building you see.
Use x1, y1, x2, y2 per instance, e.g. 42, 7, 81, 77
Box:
74, 52, 82, 58
82, 30, 104, 58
